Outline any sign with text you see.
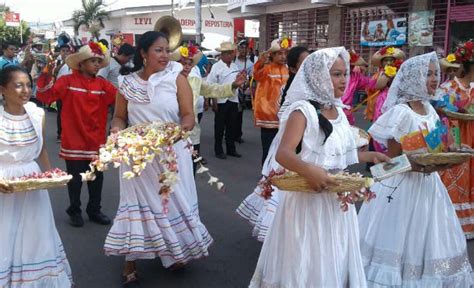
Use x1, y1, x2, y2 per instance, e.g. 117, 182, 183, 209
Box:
134, 18, 152, 25
4, 12, 20, 27
178, 18, 233, 28
360, 16, 407, 47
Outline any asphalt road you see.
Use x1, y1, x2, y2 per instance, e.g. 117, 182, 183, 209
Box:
42, 108, 473, 288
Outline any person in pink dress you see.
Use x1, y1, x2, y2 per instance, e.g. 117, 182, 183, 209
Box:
342, 49, 372, 125
365, 47, 405, 153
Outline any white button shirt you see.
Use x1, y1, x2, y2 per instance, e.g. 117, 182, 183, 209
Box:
207, 60, 239, 104
233, 57, 253, 77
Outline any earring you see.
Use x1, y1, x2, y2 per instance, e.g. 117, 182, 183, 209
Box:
143, 58, 147, 66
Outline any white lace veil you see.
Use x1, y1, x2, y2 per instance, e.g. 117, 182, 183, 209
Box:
279, 47, 350, 115
382, 51, 440, 113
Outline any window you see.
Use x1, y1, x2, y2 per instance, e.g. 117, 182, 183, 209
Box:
267, 8, 329, 50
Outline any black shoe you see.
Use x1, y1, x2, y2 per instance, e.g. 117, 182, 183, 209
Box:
215, 153, 227, 159
235, 138, 245, 144
227, 151, 242, 158
200, 157, 208, 165
88, 212, 111, 225
69, 214, 84, 227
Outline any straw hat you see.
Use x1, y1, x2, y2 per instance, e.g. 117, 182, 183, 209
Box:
65, 42, 110, 70
371, 46, 405, 67
216, 42, 236, 52
268, 37, 292, 53
170, 45, 203, 66
348, 49, 367, 66
439, 54, 460, 73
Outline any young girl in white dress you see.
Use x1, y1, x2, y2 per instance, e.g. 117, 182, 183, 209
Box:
0, 66, 73, 287
248, 47, 389, 287
358, 52, 472, 287
106, 31, 212, 286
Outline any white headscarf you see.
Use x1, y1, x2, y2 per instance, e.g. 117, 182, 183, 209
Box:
382, 51, 440, 113
279, 47, 350, 115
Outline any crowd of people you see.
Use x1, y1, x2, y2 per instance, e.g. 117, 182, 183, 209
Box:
0, 26, 473, 288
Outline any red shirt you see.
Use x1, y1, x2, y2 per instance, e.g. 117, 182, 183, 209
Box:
37, 70, 117, 160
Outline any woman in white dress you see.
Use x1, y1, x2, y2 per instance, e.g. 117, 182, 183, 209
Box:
106, 32, 212, 286
249, 47, 389, 287
0, 66, 73, 287
358, 52, 472, 287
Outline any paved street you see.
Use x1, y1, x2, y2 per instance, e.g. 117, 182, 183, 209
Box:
43, 108, 474, 288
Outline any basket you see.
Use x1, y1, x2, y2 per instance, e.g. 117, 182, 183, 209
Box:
270, 172, 371, 193
443, 110, 474, 121
351, 126, 369, 148
409, 152, 472, 167
1, 175, 73, 193
358, 128, 369, 141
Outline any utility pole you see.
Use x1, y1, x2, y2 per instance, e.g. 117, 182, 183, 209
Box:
195, 0, 202, 44
171, 0, 174, 16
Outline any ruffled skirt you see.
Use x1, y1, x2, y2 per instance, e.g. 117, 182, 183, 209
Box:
236, 184, 280, 242
104, 141, 213, 267
249, 191, 367, 287
358, 172, 472, 287
0, 162, 73, 288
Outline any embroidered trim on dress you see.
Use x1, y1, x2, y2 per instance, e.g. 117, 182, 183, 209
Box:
120, 74, 150, 103
0, 113, 38, 146
361, 241, 472, 280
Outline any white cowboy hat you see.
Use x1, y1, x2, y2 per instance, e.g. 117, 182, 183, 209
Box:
215, 41, 236, 52
66, 42, 110, 70
439, 57, 460, 72
268, 38, 292, 53
170, 46, 203, 66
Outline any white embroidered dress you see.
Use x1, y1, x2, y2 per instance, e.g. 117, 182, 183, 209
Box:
249, 48, 367, 288
104, 62, 213, 267
358, 52, 472, 287
249, 101, 366, 287
0, 103, 73, 287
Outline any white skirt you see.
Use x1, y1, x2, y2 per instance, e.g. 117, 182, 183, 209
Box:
236, 184, 280, 242
104, 140, 213, 267
0, 162, 73, 288
358, 171, 472, 287
249, 191, 367, 288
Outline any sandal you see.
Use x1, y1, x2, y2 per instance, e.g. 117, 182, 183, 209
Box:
122, 271, 139, 288
168, 262, 186, 271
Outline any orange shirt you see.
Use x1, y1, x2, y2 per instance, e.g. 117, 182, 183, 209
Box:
253, 60, 289, 128
437, 78, 474, 238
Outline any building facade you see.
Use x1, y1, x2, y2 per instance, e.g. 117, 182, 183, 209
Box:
228, 0, 474, 60
63, 1, 245, 50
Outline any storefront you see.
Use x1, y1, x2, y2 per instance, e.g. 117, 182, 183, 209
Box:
228, 0, 472, 57
443, 0, 474, 52
64, 2, 240, 50
228, 0, 332, 50
341, 1, 411, 62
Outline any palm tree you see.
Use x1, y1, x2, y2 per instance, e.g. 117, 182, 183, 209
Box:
72, 0, 109, 40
